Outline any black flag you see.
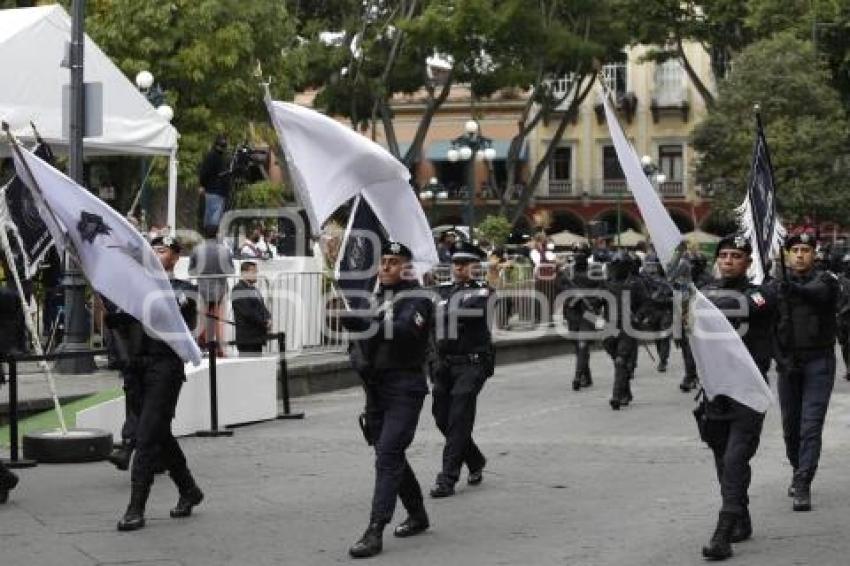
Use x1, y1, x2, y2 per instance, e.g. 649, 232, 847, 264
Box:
739, 113, 783, 281
2, 141, 56, 279
335, 195, 388, 311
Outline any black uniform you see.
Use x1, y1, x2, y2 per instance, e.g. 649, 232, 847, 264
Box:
676, 252, 712, 392
431, 278, 494, 494
699, 274, 776, 546
602, 252, 647, 410
776, 262, 839, 508
231, 279, 271, 354
0, 283, 22, 501
111, 276, 204, 531
342, 278, 433, 534
561, 251, 602, 390
641, 256, 674, 372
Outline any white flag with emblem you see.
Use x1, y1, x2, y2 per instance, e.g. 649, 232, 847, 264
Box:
602, 91, 772, 413
11, 144, 201, 365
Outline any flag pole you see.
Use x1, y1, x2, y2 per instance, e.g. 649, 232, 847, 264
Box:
2, 123, 69, 434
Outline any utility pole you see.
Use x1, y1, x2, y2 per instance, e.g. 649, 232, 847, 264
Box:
57, 0, 95, 373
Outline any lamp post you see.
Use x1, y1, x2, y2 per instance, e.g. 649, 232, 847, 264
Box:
134, 70, 173, 227
419, 177, 448, 226
56, 0, 95, 373
446, 120, 496, 240
640, 154, 667, 193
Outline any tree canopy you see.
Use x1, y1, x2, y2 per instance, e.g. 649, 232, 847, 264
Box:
691, 33, 850, 224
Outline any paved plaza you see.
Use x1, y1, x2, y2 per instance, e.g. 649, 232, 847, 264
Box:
3, 346, 850, 565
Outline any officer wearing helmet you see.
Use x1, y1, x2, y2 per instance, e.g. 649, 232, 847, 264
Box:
602, 249, 648, 410
561, 244, 603, 390
696, 233, 777, 560
640, 253, 674, 373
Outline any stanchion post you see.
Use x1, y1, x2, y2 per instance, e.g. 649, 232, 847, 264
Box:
4, 356, 37, 469
197, 341, 233, 437
276, 332, 304, 420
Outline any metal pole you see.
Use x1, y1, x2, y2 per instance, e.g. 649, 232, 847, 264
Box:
57, 0, 94, 374
467, 144, 476, 237
276, 332, 304, 419
197, 341, 234, 437
616, 191, 622, 247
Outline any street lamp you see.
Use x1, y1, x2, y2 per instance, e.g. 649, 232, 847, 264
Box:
419, 177, 448, 226
641, 154, 667, 191
446, 120, 496, 238
134, 70, 173, 227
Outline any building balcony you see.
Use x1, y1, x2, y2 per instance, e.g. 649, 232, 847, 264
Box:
540, 178, 577, 198
657, 180, 685, 197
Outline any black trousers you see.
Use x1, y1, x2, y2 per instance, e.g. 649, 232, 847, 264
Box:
603, 333, 637, 399
680, 336, 697, 378
237, 344, 263, 356
364, 373, 426, 525
566, 316, 593, 379
656, 336, 671, 363
777, 352, 836, 486
705, 399, 765, 515
432, 363, 487, 486
120, 368, 141, 448
837, 323, 850, 374
129, 356, 190, 486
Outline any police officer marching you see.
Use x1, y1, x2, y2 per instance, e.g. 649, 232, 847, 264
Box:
430, 241, 495, 498
776, 230, 839, 513
341, 241, 434, 559
561, 245, 602, 390
111, 235, 204, 531
697, 234, 776, 561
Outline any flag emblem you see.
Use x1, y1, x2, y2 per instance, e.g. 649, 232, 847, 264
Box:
77, 211, 112, 244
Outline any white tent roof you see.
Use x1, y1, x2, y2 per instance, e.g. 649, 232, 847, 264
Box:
0, 5, 178, 157
549, 230, 587, 247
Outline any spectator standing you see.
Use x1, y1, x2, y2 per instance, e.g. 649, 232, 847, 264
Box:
198, 134, 231, 231
189, 226, 235, 356
231, 261, 272, 356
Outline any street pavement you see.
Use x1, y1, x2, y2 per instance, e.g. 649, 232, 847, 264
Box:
3, 344, 850, 566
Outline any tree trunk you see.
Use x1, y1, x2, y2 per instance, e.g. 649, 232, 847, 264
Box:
676, 36, 715, 109
508, 73, 596, 225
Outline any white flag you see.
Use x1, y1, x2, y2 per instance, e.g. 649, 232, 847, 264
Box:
267, 100, 439, 273
12, 145, 202, 365
602, 93, 772, 413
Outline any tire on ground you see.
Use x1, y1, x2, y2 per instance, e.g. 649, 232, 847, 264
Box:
23, 428, 113, 463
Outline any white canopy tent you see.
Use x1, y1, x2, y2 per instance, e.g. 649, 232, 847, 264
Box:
0, 5, 180, 229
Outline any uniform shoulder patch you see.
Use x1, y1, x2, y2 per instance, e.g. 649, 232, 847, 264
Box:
750, 291, 766, 308
414, 311, 426, 328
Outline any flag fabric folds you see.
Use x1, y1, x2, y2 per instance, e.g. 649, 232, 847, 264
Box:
0, 142, 55, 279
335, 194, 388, 311
602, 92, 772, 413
11, 144, 201, 365
266, 100, 438, 274
736, 115, 785, 284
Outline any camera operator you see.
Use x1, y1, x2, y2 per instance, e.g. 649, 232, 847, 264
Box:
198, 134, 231, 231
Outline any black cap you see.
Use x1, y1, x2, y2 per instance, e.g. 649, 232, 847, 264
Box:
451, 241, 486, 263
150, 235, 182, 254
715, 233, 752, 256
381, 240, 413, 260
784, 230, 817, 250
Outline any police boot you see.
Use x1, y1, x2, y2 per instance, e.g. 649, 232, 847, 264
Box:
0, 467, 19, 504
169, 468, 204, 518
680, 374, 698, 392
580, 370, 593, 388
701, 511, 736, 560
117, 482, 151, 531
730, 508, 752, 543
572, 374, 582, 391
429, 481, 455, 498
657, 359, 668, 372
792, 483, 811, 512
349, 522, 385, 558
107, 444, 133, 471
394, 507, 429, 538
620, 377, 634, 406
